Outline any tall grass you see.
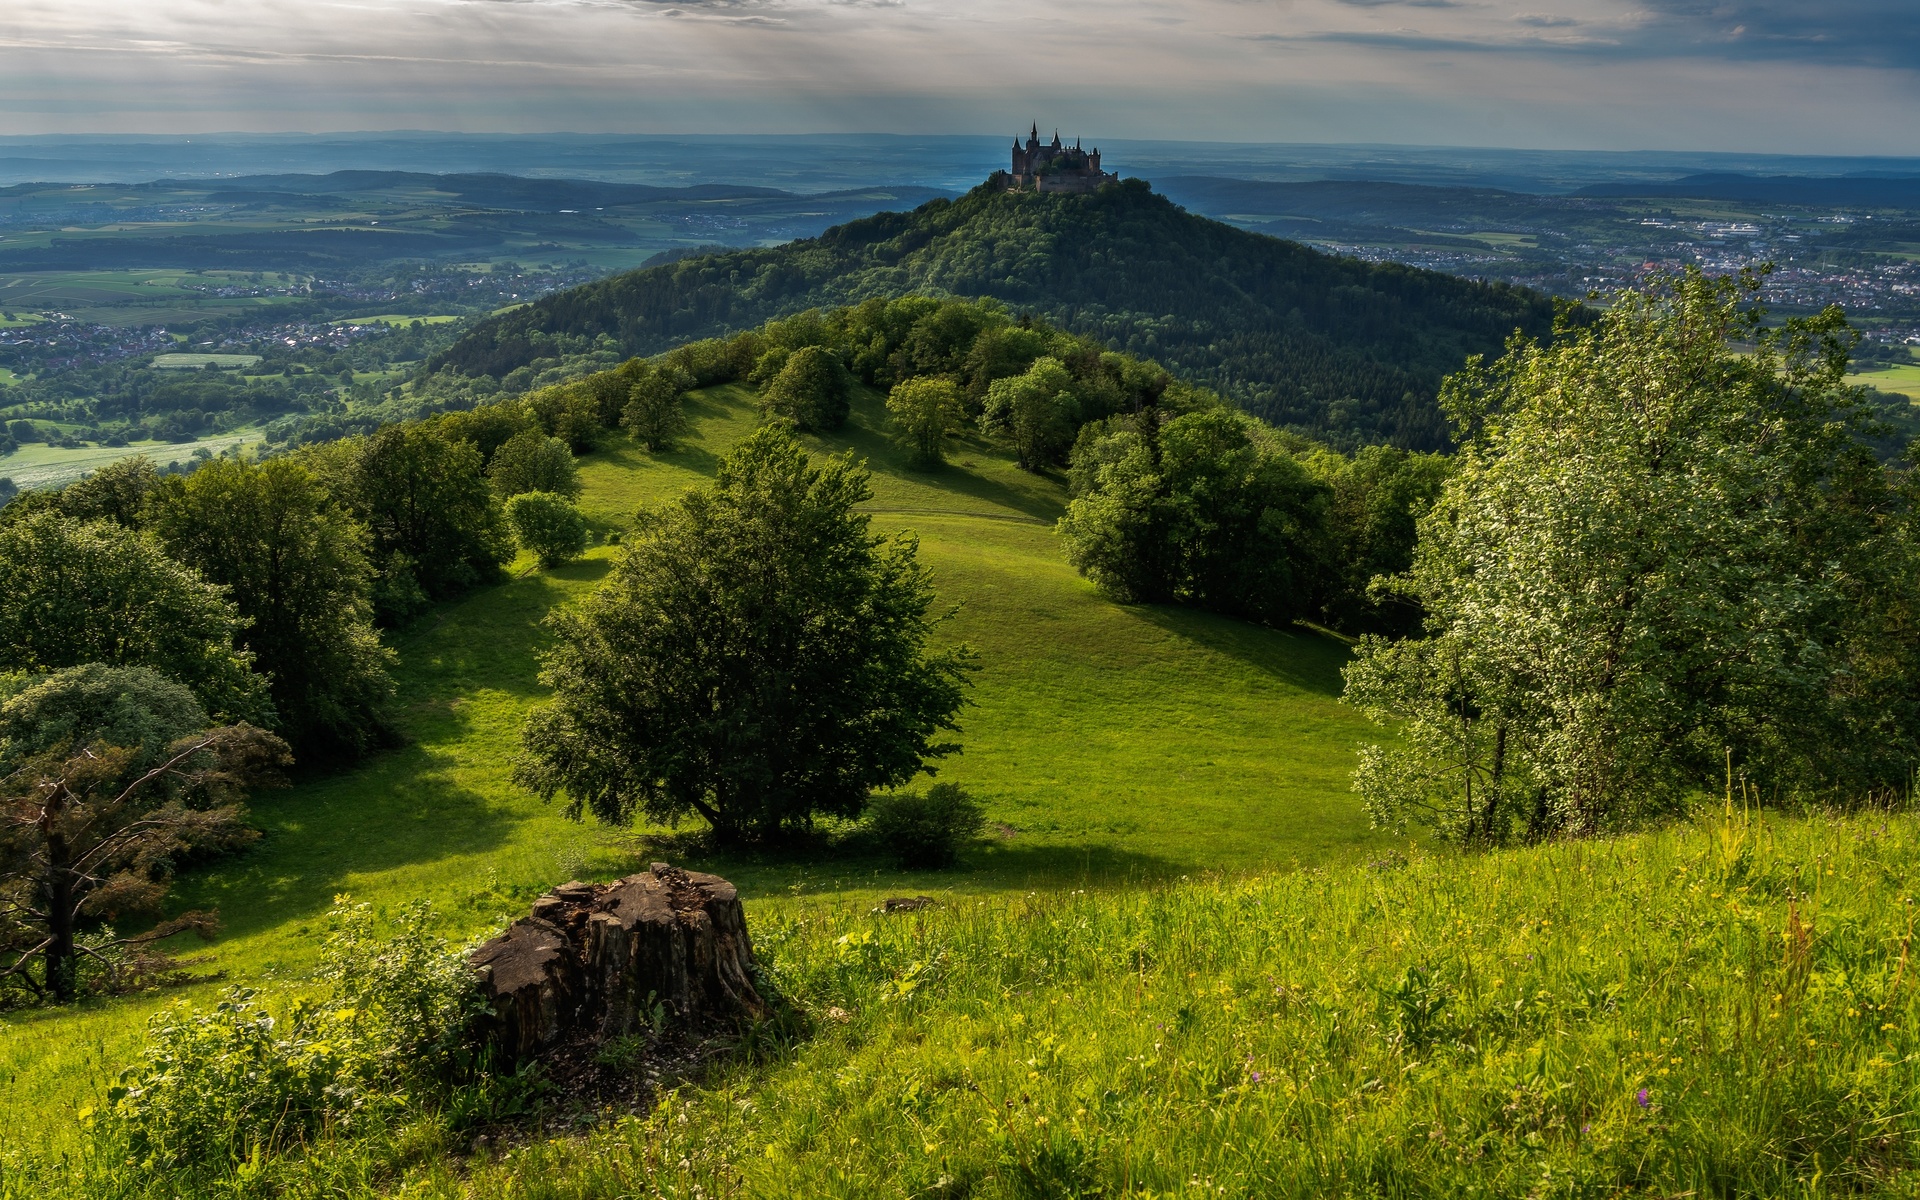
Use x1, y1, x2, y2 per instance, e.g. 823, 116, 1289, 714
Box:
12, 807, 1917, 1198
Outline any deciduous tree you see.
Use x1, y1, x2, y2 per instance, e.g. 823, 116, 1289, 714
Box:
308, 425, 511, 624
623, 365, 692, 452
1345, 269, 1920, 844
515, 426, 975, 841
147, 458, 395, 760
886, 376, 967, 468
504, 491, 589, 569
0, 666, 287, 1002
759, 345, 852, 432
0, 512, 270, 723
487, 429, 580, 499
983, 356, 1078, 470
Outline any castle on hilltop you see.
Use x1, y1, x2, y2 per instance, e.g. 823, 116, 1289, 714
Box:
1002, 124, 1118, 194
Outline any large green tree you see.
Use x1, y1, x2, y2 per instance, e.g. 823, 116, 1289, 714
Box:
760, 345, 852, 432
1344, 270, 1920, 845
515, 426, 975, 841
983, 356, 1079, 470
147, 458, 395, 760
487, 429, 580, 499
622, 364, 692, 452
886, 376, 968, 468
0, 512, 270, 723
309, 425, 511, 624
1059, 408, 1331, 624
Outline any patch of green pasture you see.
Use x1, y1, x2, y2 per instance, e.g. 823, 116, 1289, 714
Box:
400, 810, 1920, 1200
1848, 361, 1920, 400
333, 314, 462, 327
149, 353, 262, 370
0, 434, 263, 491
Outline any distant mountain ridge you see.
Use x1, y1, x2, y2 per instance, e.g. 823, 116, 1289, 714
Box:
432, 177, 1560, 449
1576, 173, 1920, 207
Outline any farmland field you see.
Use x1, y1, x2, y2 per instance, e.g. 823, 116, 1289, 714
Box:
0, 430, 263, 490
149, 352, 263, 369
1848, 361, 1920, 400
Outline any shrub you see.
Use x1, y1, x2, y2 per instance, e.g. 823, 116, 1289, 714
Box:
866, 783, 985, 868
105, 899, 483, 1168
505, 490, 588, 568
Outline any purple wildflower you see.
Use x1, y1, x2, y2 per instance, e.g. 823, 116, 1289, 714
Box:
1635, 1088, 1650, 1109
1250, 1071, 1262, 1082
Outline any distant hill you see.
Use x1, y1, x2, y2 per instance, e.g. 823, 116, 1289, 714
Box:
184, 170, 797, 210
1577, 173, 1920, 207
431, 178, 1562, 449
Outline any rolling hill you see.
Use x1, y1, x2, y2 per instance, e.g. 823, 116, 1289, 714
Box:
0, 378, 1387, 1156
431, 178, 1563, 450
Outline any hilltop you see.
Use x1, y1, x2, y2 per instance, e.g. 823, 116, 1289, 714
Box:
431, 178, 1561, 449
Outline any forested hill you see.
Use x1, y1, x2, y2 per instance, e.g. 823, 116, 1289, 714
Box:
430, 177, 1561, 449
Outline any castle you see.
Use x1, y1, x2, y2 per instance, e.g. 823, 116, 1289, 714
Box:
1002, 124, 1118, 194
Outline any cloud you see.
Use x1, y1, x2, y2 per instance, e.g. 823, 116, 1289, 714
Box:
0, 0, 1914, 155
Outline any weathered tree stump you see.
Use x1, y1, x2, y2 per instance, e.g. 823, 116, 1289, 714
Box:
470, 862, 766, 1064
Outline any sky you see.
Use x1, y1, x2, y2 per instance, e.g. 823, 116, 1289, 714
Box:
1, 0, 1916, 155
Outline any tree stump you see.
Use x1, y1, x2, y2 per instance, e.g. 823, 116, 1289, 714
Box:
470, 862, 766, 1064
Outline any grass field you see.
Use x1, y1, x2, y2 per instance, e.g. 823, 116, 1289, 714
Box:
0, 382, 1385, 1160
149, 352, 263, 370
358, 807, 1920, 1199
1849, 361, 1920, 401
335, 313, 463, 326
0, 431, 263, 490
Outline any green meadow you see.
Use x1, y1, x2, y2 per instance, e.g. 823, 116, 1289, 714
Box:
0, 430, 264, 491
1849, 361, 1920, 401
0, 382, 1386, 1158
2, 381, 1915, 1200
335, 314, 464, 327
149, 353, 263, 370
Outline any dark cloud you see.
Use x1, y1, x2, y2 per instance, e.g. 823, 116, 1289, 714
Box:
1632, 0, 1920, 68
1248, 0, 1917, 70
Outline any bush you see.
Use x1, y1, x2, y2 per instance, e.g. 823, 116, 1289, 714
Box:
505, 490, 588, 568
866, 783, 985, 868
105, 899, 484, 1168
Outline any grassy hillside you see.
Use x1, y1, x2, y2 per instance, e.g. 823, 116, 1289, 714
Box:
375, 807, 1920, 1199
431, 180, 1562, 449
0, 381, 1384, 1154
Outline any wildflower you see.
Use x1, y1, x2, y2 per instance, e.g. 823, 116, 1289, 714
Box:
1635, 1088, 1650, 1109
1250, 1071, 1262, 1082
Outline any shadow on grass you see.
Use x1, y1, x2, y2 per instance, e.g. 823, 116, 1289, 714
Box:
1136, 604, 1352, 699
826, 398, 1068, 524
170, 745, 525, 942
608, 826, 1190, 899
